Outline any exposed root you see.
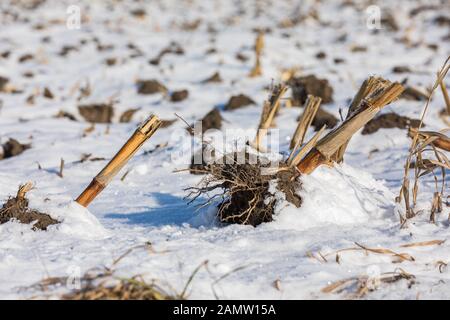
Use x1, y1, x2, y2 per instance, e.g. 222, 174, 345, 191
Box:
186, 151, 302, 226
0, 182, 59, 231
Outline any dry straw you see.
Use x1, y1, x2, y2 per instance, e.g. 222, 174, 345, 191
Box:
253, 84, 287, 151
295, 79, 404, 174
398, 56, 450, 222
76, 115, 162, 207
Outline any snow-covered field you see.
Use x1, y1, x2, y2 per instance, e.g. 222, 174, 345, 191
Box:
0, 0, 449, 299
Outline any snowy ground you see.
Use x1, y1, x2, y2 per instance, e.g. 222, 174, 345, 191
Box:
0, 0, 449, 299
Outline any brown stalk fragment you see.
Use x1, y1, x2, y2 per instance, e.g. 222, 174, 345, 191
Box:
297, 80, 404, 174
76, 115, 162, 207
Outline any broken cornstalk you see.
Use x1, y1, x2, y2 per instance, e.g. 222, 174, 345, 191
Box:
249, 32, 264, 77
333, 77, 393, 163
289, 95, 321, 150
297, 80, 404, 174
253, 85, 287, 151
76, 115, 162, 207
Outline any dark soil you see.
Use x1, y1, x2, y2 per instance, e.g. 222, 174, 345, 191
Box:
0, 190, 59, 231
43, 87, 54, 99
392, 66, 411, 73
224, 94, 255, 110
289, 75, 334, 106
0, 138, 31, 160
78, 104, 114, 123
136, 80, 168, 95
202, 71, 222, 83
300, 107, 338, 131
55, 111, 77, 121
160, 119, 177, 128
200, 108, 222, 133
149, 42, 184, 65
401, 86, 428, 101
119, 108, 140, 123
362, 112, 422, 135
0, 76, 9, 91
170, 89, 189, 102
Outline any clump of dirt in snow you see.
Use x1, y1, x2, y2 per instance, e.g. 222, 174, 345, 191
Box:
119, 108, 140, 123
78, 103, 114, 123
55, 110, 77, 121
202, 71, 222, 83
136, 79, 168, 95
0, 76, 9, 92
298, 108, 338, 131
289, 75, 334, 105
188, 151, 301, 226
224, 94, 255, 110
362, 112, 422, 135
170, 89, 189, 102
0, 183, 59, 231
0, 138, 31, 160
200, 108, 222, 133
400, 86, 428, 101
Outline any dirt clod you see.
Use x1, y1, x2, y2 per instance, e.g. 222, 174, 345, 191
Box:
200, 108, 222, 133
0, 138, 30, 160
301, 107, 338, 131
362, 112, 422, 135
289, 75, 334, 106
224, 94, 255, 110
78, 104, 114, 123
43, 87, 54, 99
0, 183, 59, 231
119, 108, 140, 123
401, 86, 428, 101
0, 76, 9, 92
202, 72, 222, 83
136, 80, 167, 95
170, 90, 189, 102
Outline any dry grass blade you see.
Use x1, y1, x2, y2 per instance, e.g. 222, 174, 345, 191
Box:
249, 32, 264, 77
322, 269, 415, 298
289, 95, 321, 150
408, 128, 450, 152
354, 242, 415, 262
398, 56, 450, 221
400, 239, 445, 248
439, 74, 450, 115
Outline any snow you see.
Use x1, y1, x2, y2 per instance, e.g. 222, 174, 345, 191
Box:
0, 0, 449, 299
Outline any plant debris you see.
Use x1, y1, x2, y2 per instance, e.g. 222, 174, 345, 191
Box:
362, 112, 422, 135
0, 183, 59, 231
